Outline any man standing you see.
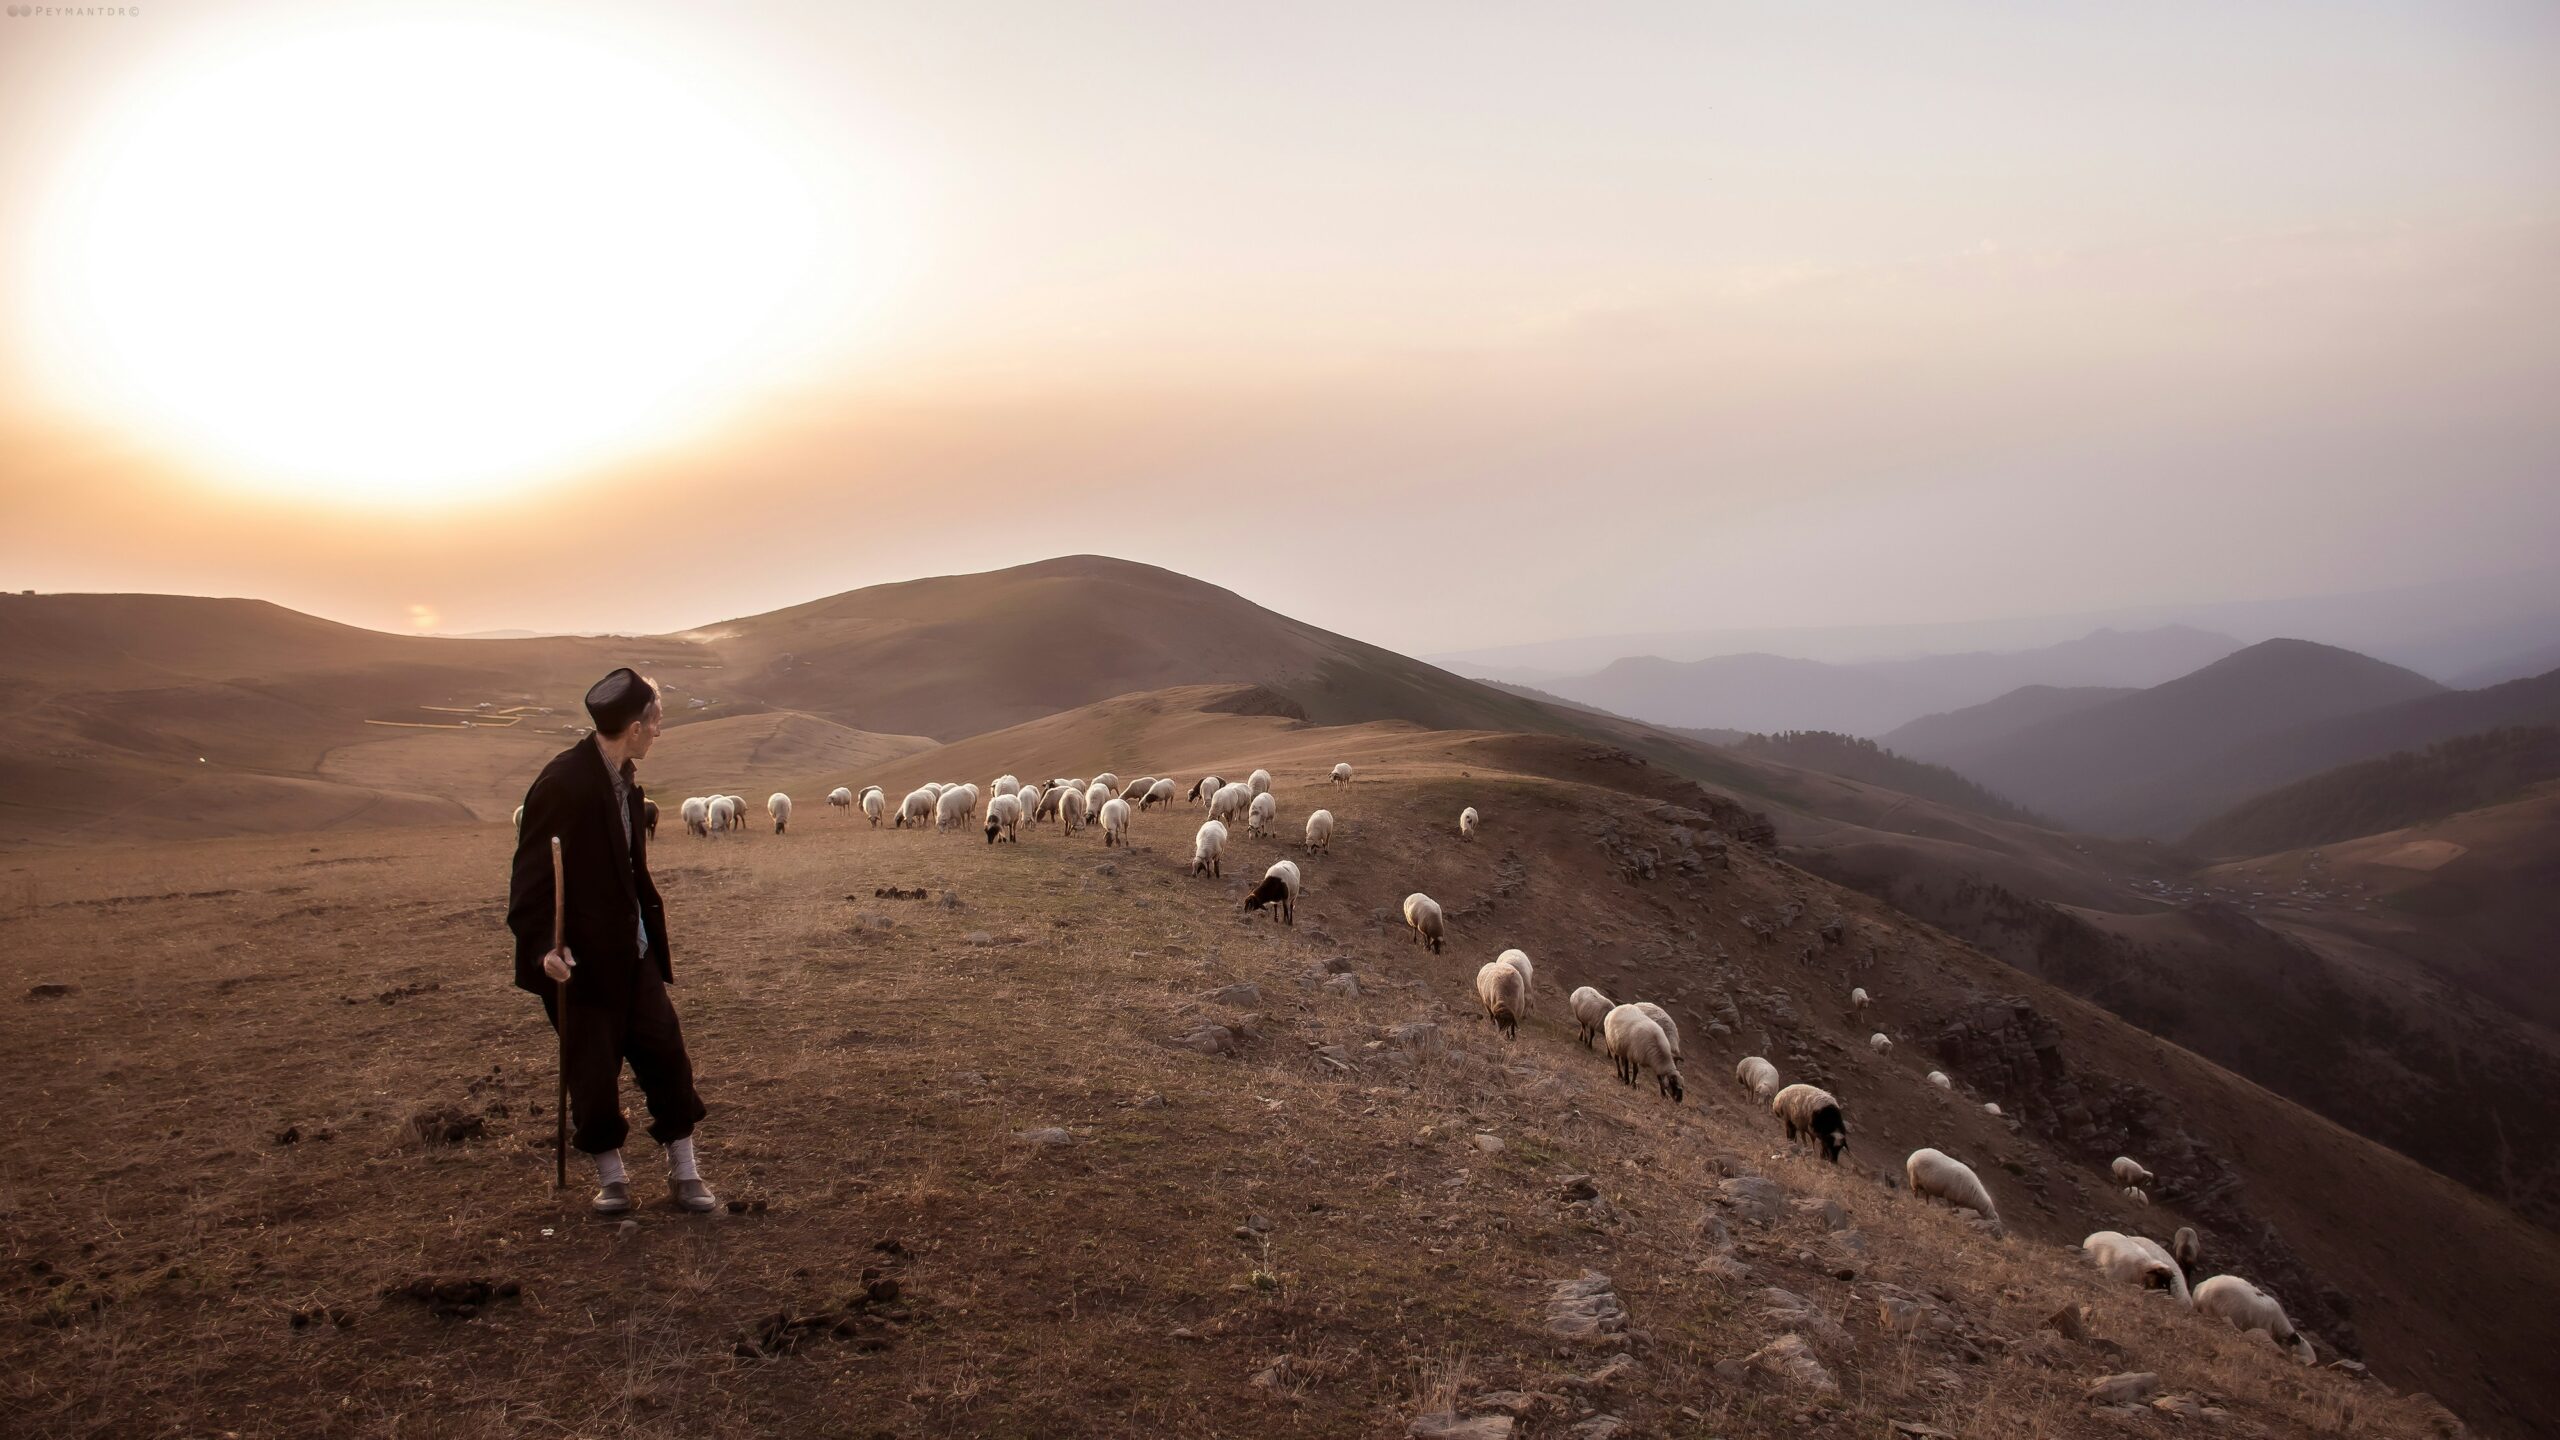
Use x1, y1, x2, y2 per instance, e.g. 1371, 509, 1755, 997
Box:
507, 668, 716, 1214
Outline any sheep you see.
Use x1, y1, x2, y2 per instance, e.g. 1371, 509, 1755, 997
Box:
1099, 797, 1131, 847
2081, 1231, 2190, 1305
1495, 948, 1535, 1012
1734, 1056, 1780, 1101
934, 785, 974, 832
1248, 790, 1278, 836
922, 782, 945, 800
960, 783, 982, 819
1983, 1103, 2003, 1116
992, 775, 1020, 798
1247, 768, 1272, 796
1303, 808, 1334, 854
2172, 1227, 2203, 1289
767, 793, 793, 834
1773, 1084, 1850, 1163
2124, 1186, 2150, 1206
1142, 779, 1177, 810
1058, 785, 1089, 835
827, 786, 853, 813
1330, 762, 1353, 786
2111, 1157, 2156, 1189
1209, 782, 1253, 825
706, 796, 737, 834
862, 788, 887, 826
513, 803, 526, 837
1603, 1004, 1684, 1100
1869, 1032, 1892, 1055
895, 788, 936, 828
1118, 776, 1155, 802
1028, 784, 1059, 820
1927, 1071, 1952, 1090
1191, 819, 1228, 877
1245, 859, 1300, 925
680, 796, 709, 837
1568, 986, 1613, 1048
1851, 986, 1870, 1011
1091, 772, 1120, 794
1186, 775, 1223, 803
1084, 781, 1111, 819
1477, 960, 1527, 1040
1458, 806, 1479, 838
2194, 1276, 2316, 1364
984, 793, 1023, 844
724, 795, 747, 829
1909, 1149, 2001, 1229
643, 798, 659, 838
1632, 1001, 1680, 1060
1401, 893, 1445, 953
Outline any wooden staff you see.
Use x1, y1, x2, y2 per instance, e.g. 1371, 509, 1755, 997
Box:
550, 835, 567, 1191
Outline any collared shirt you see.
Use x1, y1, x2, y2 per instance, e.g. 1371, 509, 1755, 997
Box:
595, 735, 650, 957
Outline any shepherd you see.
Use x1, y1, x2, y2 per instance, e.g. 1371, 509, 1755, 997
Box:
506, 668, 717, 1215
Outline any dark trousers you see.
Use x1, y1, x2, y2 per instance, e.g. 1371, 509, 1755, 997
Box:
540, 964, 707, 1155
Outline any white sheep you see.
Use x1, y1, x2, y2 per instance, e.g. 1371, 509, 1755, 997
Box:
1245, 858, 1300, 925
724, 795, 747, 829
1084, 782, 1112, 819
2111, 1157, 2156, 1188
1495, 948, 1535, 1013
1099, 797, 1131, 847
1119, 776, 1155, 802
992, 775, 1020, 798
934, 785, 974, 832
1568, 986, 1613, 1049
1303, 808, 1334, 854
1401, 893, 1445, 953
1982, 1102, 2003, 1117
1191, 819, 1228, 877
1186, 775, 1224, 804
1477, 960, 1527, 1040
1209, 782, 1253, 825
1773, 1084, 1849, 1163
679, 796, 709, 837
767, 792, 793, 834
1632, 1001, 1680, 1060
1735, 1056, 1780, 1101
1248, 790, 1278, 836
1851, 986, 1871, 1011
1142, 778, 1177, 810
1330, 762, 1353, 786
1058, 784, 1089, 835
1927, 1071, 1952, 1090
2123, 1186, 2150, 1206
1091, 772, 1120, 794
1458, 806, 1479, 838
1909, 1148, 2000, 1228
960, 783, 982, 818
1869, 1032, 1892, 1055
1247, 768, 1272, 796
983, 793, 1023, 844
827, 786, 853, 812
1602, 1004, 1684, 1101
2194, 1276, 2316, 1364
2081, 1231, 2190, 1305
861, 788, 887, 826
896, 788, 936, 828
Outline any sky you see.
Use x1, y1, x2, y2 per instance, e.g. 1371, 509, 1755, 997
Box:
2, 0, 2556, 657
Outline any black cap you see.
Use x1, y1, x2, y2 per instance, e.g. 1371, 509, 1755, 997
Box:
584, 668, 656, 734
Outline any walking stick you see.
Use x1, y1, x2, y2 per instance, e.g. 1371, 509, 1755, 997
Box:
551, 835, 568, 1191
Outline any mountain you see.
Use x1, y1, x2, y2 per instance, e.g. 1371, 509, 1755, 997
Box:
1507, 626, 2240, 737
1881, 684, 2137, 766
1933, 640, 2448, 837
2453, 636, 2560, 690
1726, 730, 2045, 825
2185, 726, 2560, 860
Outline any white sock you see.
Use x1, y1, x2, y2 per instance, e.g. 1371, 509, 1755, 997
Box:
667, 1136, 700, 1181
595, 1149, 627, 1186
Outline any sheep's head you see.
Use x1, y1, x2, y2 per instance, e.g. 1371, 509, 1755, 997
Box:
1659, 1071, 1684, 1103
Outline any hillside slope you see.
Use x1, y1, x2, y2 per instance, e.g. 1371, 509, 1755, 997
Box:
2185, 725, 2560, 859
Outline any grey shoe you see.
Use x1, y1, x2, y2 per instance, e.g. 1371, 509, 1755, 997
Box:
591, 1180, 632, 1216
669, 1177, 717, 1213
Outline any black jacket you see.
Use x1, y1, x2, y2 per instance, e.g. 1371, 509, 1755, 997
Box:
507, 737, 671, 997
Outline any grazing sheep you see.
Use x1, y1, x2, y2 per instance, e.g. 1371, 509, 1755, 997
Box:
2124, 1186, 2150, 1206
1477, 960, 1528, 1040
1927, 1071, 1952, 1090
2081, 1231, 2190, 1305
1869, 1032, 1892, 1055
1186, 775, 1224, 803
1602, 1004, 1684, 1100
1401, 893, 1445, 953
1982, 1103, 2003, 1116
862, 788, 887, 826
2111, 1157, 2156, 1188
680, 796, 709, 837
706, 796, 737, 834
1851, 986, 1871, 1011
934, 785, 974, 832
1495, 949, 1535, 1012
1119, 776, 1155, 802
1247, 768, 1272, 796
1058, 785, 1088, 835
992, 775, 1020, 798
1028, 784, 1060, 820
1084, 782, 1112, 819
827, 786, 853, 812
724, 795, 748, 830
767, 793, 793, 834
1569, 986, 1613, 1049
1244, 858, 1300, 924
1303, 808, 1334, 854
1909, 1149, 2001, 1228
1099, 797, 1132, 847
1773, 1084, 1849, 1163
1091, 772, 1120, 794
2194, 1276, 2316, 1364
2172, 1227, 2203, 1287
1330, 762, 1353, 786
1735, 1056, 1780, 1101
1248, 790, 1278, 836
895, 788, 936, 828
1191, 819, 1228, 877
1458, 806, 1480, 838
960, 783, 982, 819
1210, 782, 1253, 825
1142, 778, 1177, 810
1632, 1001, 1680, 1060
984, 793, 1023, 844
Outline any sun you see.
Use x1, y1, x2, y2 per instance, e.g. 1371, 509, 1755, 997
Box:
17, 13, 901, 507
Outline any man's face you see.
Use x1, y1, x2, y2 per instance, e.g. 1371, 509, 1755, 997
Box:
623, 701, 663, 761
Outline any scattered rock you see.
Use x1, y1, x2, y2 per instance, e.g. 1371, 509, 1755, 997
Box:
1470, 1391, 1553, 1418
25, 983, 76, 1001
1170, 1025, 1238, 1057
1309, 1045, 1358, 1073
1016, 1127, 1072, 1147
1093, 862, 1118, 877
1310, 956, 1356, 976
1877, 1299, 1930, 1335
1136, 1093, 1167, 1109
1408, 1415, 1512, 1440
1719, 1175, 1789, 1225
1322, 973, 1361, 999
2046, 1304, 2090, 1342
1742, 1333, 1837, 1393
1890, 1423, 1957, 1438
1387, 1021, 1445, 1055
937, 889, 961, 908
1759, 1287, 1847, 1348
1469, 1133, 1504, 1154
1794, 1197, 1849, 1231
1558, 1175, 1600, 1203
274, 1125, 301, 1146
384, 1275, 521, 1320
1203, 983, 1262, 1008
962, 931, 994, 946
1568, 1417, 1625, 1439
1696, 1253, 1751, 1283
2086, 1373, 2161, 1407
1562, 1352, 1637, 1390
1545, 1271, 1628, 1343
404, 1106, 486, 1145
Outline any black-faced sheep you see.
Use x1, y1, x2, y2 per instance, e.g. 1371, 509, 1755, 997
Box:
983, 793, 1022, 844
2081, 1231, 2190, 1305
1477, 959, 1526, 1040
1401, 893, 1444, 953
1569, 985, 1613, 1049
1330, 762, 1352, 786
1303, 808, 1333, 854
1142, 778, 1177, 810
1603, 1004, 1683, 1101
1186, 775, 1223, 803
1773, 1084, 1850, 1162
1191, 819, 1227, 877
2194, 1276, 2316, 1364
1244, 858, 1299, 924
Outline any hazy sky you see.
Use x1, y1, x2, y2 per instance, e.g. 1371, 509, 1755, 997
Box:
3, 1, 2555, 655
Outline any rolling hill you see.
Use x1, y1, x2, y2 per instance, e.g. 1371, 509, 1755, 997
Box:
1880, 684, 2138, 765
2184, 725, 2560, 860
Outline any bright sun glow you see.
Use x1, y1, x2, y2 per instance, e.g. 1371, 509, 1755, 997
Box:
20, 14, 904, 506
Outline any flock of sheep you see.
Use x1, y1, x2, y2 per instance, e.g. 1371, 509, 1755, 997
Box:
643, 756, 2316, 1366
